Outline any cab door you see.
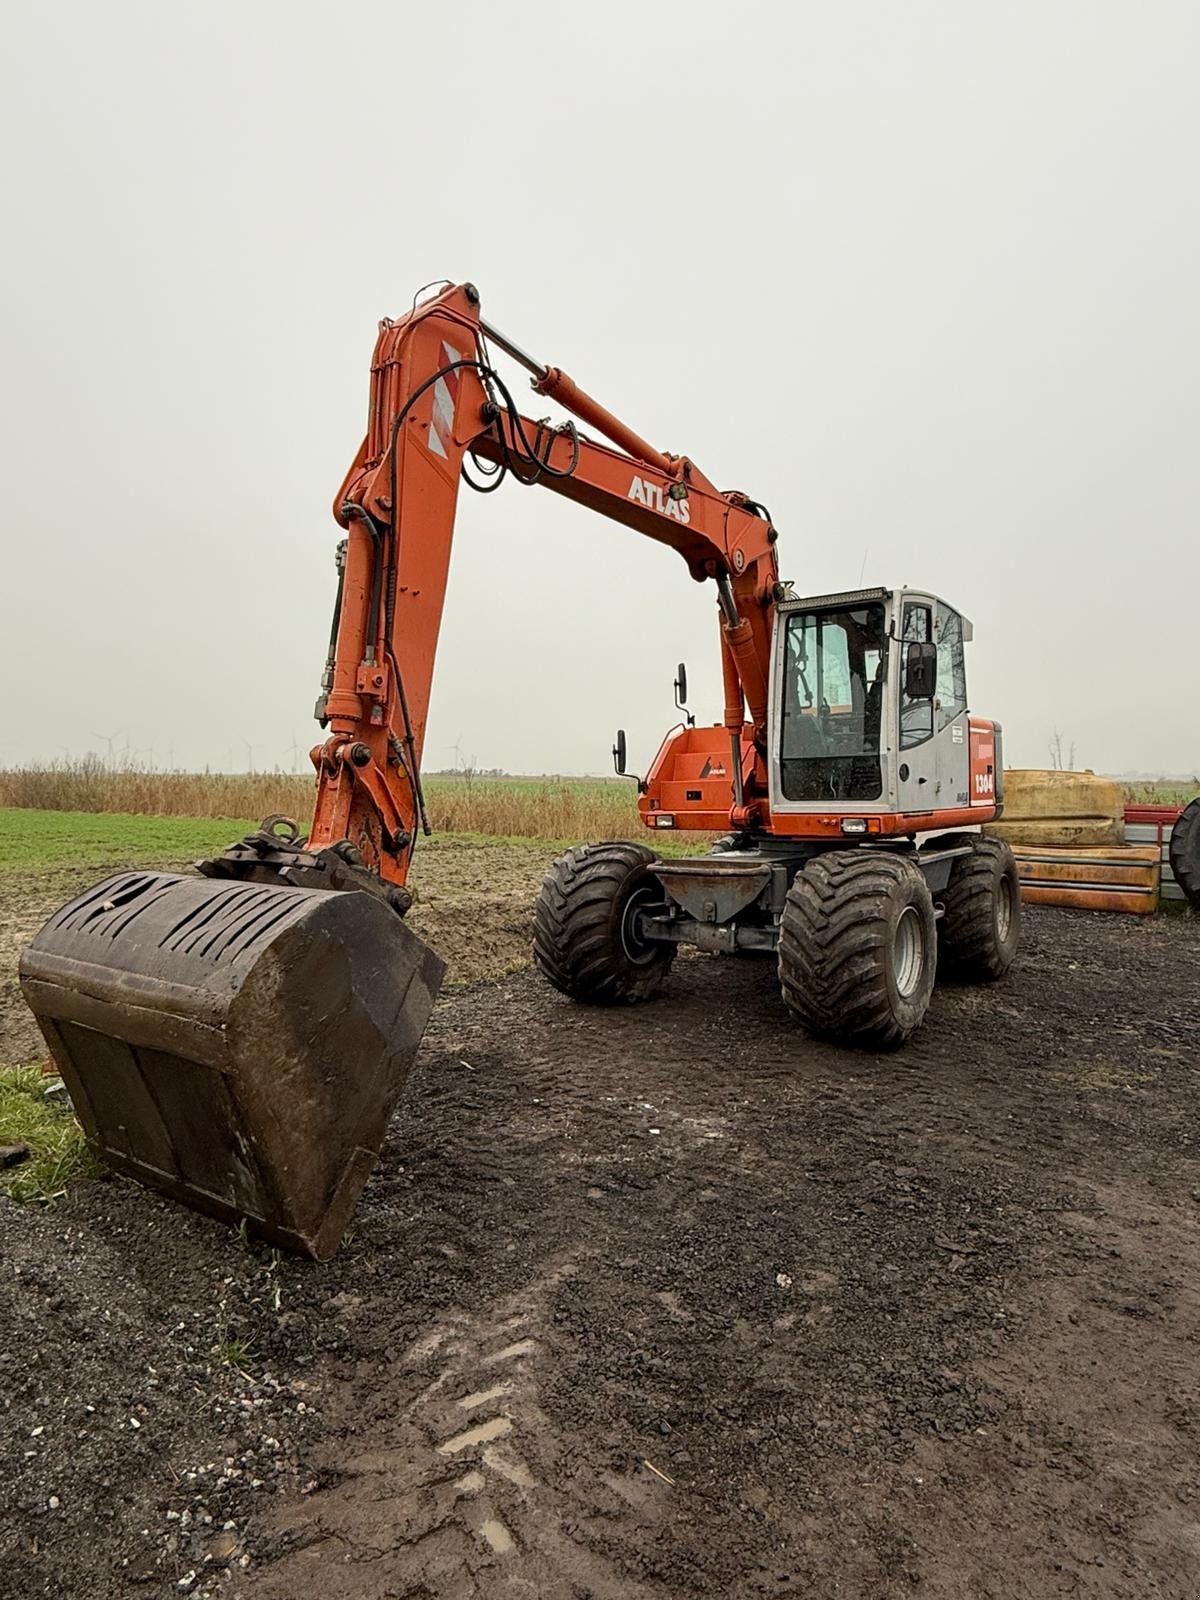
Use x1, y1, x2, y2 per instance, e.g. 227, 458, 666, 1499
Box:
896, 595, 940, 814
896, 595, 971, 815
932, 600, 971, 807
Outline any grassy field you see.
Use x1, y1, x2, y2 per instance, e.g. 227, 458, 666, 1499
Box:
0, 805, 708, 876
0, 760, 644, 840
1121, 781, 1197, 807
0, 808, 265, 871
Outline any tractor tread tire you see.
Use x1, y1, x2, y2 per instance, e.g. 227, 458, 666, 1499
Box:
1168, 798, 1200, 911
938, 837, 1021, 980
778, 850, 936, 1050
533, 841, 674, 1006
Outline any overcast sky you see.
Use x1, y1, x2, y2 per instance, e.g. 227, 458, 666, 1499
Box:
2, 2, 1196, 779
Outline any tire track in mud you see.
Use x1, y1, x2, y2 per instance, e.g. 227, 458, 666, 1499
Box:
195, 913, 1200, 1598
253, 1260, 661, 1599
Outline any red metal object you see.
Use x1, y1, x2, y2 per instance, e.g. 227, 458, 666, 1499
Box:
968, 719, 1000, 809
1124, 804, 1186, 825
1123, 804, 1186, 862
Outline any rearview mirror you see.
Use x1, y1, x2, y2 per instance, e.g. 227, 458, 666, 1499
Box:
673, 663, 694, 727
904, 640, 937, 700
613, 728, 627, 775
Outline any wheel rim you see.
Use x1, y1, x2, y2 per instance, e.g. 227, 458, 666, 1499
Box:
620, 885, 662, 967
893, 906, 925, 998
996, 875, 1014, 942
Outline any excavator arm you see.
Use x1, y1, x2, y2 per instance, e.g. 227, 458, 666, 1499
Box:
289, 282, 780, 893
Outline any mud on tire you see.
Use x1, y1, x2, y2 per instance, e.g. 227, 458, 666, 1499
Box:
533, 841, 675, 1005
937, 836, 1021, 980
778, 851, 937, 1050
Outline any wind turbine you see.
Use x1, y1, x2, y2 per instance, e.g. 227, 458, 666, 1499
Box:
90, 729, 124, 763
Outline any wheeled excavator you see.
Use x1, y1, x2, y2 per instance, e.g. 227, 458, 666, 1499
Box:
20, 282, 1020, 1259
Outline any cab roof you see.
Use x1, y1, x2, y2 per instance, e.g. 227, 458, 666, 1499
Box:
776, 586, 974, 640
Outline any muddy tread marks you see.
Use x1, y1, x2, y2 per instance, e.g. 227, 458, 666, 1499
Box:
778, 850, 936, 1049
938, 837, 1021, 979
533, 842, 674, 1005
1168, 797, 1200, 911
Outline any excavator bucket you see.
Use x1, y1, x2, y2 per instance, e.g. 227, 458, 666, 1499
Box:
18, 871, 444, 1259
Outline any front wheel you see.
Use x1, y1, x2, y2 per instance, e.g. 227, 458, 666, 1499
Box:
778, 851, 937, 1049
533, 842, 674, 1005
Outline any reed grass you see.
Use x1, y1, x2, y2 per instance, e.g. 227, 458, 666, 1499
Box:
0, 756, 645, 840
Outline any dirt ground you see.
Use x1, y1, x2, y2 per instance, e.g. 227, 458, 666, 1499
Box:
2, 848, 1199, 1599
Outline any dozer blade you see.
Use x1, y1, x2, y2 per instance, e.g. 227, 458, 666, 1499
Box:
18, 871, 444, 1259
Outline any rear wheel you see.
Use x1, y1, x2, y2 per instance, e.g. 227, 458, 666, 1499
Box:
778, 851, 937, 1049
937, 837, 1021, 979
533, 841, 674, 1004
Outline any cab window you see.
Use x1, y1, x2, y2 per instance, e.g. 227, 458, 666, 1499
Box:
900, 601, 933, 748
935, 603, 967, 730
780, 603, 886, 802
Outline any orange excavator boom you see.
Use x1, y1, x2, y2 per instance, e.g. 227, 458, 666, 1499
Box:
293, 281, 780, 898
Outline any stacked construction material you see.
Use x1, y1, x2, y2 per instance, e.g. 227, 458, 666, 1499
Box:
1005, 841, 1161, 913
985, 770, 1160, 913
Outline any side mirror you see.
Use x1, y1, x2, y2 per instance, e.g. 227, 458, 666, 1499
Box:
904, 640, 937, 700
613, 728, 627, 775
673, 663, 695, 727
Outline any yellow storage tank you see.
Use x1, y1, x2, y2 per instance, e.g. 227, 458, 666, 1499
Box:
985, 769, 1124, 848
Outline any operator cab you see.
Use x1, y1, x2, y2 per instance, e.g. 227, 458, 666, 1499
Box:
768, 586, 994, 826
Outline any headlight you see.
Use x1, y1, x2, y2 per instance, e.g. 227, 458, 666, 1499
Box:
653, 813, 676, 829
840, 818, 868, 835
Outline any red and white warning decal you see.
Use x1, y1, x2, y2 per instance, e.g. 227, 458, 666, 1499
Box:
427, 342, 462, 458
